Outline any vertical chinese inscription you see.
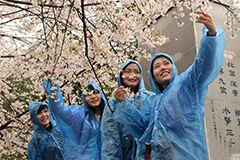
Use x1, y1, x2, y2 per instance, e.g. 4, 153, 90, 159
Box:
205, 57, 240, 160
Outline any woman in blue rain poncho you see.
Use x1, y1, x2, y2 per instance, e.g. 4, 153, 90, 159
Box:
113, 11, 225, 159
28, 101, 64, 160
43, 80, 106, 160
101, 60, 154, 160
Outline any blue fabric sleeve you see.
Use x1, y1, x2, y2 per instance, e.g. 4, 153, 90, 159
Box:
188, 25, 225, 89
112, 96, 154, 140
182, 25, 225, 104
101, 99, 123, 160
197, 26, 225, 86
28, 138, 41, 160
43, 80, 85, 127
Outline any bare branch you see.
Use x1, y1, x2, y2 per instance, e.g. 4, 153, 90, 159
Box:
0, 55, 26, 58
213, 0, 240, 23
1, 0, 101, 7
81, 0, 113, 113
0, 34, 32, 44
0, 109, 29, 131
52, 0, 74, 74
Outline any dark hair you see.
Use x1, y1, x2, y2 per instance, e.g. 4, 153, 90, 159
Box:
87, 84, 94, 90
151, 55, 172, 73
151, 55, 172, 92
88, 97, 105, 126
84, 85, 105, 125
120, 62, 141, 92
83, 85, 96, 96
37, 104, 48, 114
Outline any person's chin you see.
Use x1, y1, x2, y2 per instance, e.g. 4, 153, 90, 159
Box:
128, 84, 138, 89
43, 122, 49, 126
91, 104, 100, 108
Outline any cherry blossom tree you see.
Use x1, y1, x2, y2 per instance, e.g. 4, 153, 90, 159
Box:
0, 0, 239, 158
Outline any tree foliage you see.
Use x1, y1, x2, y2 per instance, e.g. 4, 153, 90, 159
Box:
0, 0, 239, 158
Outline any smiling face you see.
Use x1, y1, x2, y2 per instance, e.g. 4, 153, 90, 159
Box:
152, 56, 173, 89
37, 107, 50, 129
85, 90, 102, 108
122, 63, 141, 93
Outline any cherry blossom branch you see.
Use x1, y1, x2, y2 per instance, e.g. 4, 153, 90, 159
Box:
1, 0, 101, 8
0, 8, 23, 16
1, 0, 77, 38
100, 0, 118, 29
0, 13, 33, 25
74, 7, 96, 37
0, 93, 46, 131
81, 0, 113, 113
0, 55, 25, 58
11, 140, 28, 150
0, 0, 43, 18
214, 0, 240, 23
0, 34, 32, 44
0, 92, 17, 114
0, 109, 29, 131
39, 0, 49, 48
52, 0, 73, 74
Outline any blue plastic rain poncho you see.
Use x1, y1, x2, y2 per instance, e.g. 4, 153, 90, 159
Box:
101, 60, 154, 160
43, 80, 107, 160
113, 26, 225, 160
28, 101, 64, 160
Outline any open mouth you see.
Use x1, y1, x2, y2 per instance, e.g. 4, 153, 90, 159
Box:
161, 71, 169, 76
91, 100, 99, 104
128, 79, 136, 82
41, 118, 49, 123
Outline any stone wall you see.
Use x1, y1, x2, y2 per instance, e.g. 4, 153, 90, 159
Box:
140, 2, 240, 159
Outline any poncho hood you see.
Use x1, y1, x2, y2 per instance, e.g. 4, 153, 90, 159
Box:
82, 81, 107, 111
118, 59, 145, 91
29, 100, 54, 131
149, 53, 178, 93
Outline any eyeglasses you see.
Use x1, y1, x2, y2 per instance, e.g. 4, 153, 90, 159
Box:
83, 89, 99, 96
122, 71, 140, 79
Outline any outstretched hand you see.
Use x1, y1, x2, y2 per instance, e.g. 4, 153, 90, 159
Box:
195, 10, 216, 36
113, 86, 125, 102
43, 70, 53, 76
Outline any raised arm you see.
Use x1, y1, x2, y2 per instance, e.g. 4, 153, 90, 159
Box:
189, 11, 225, 88
43, 80, 85, 127
195, 10, 216, 36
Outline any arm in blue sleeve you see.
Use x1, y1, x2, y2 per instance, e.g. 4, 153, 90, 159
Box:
28, 139, 41, 160
112, 96, 153, 140
101, 99, 123, 160
43, 80, 85, 127
196, 25, 225, 86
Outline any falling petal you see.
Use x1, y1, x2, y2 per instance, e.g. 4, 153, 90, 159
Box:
229, 34, 236, 39
177, 22, 184, 27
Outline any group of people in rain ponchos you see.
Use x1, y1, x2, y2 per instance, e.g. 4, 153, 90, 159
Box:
28, 11, 226, 160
